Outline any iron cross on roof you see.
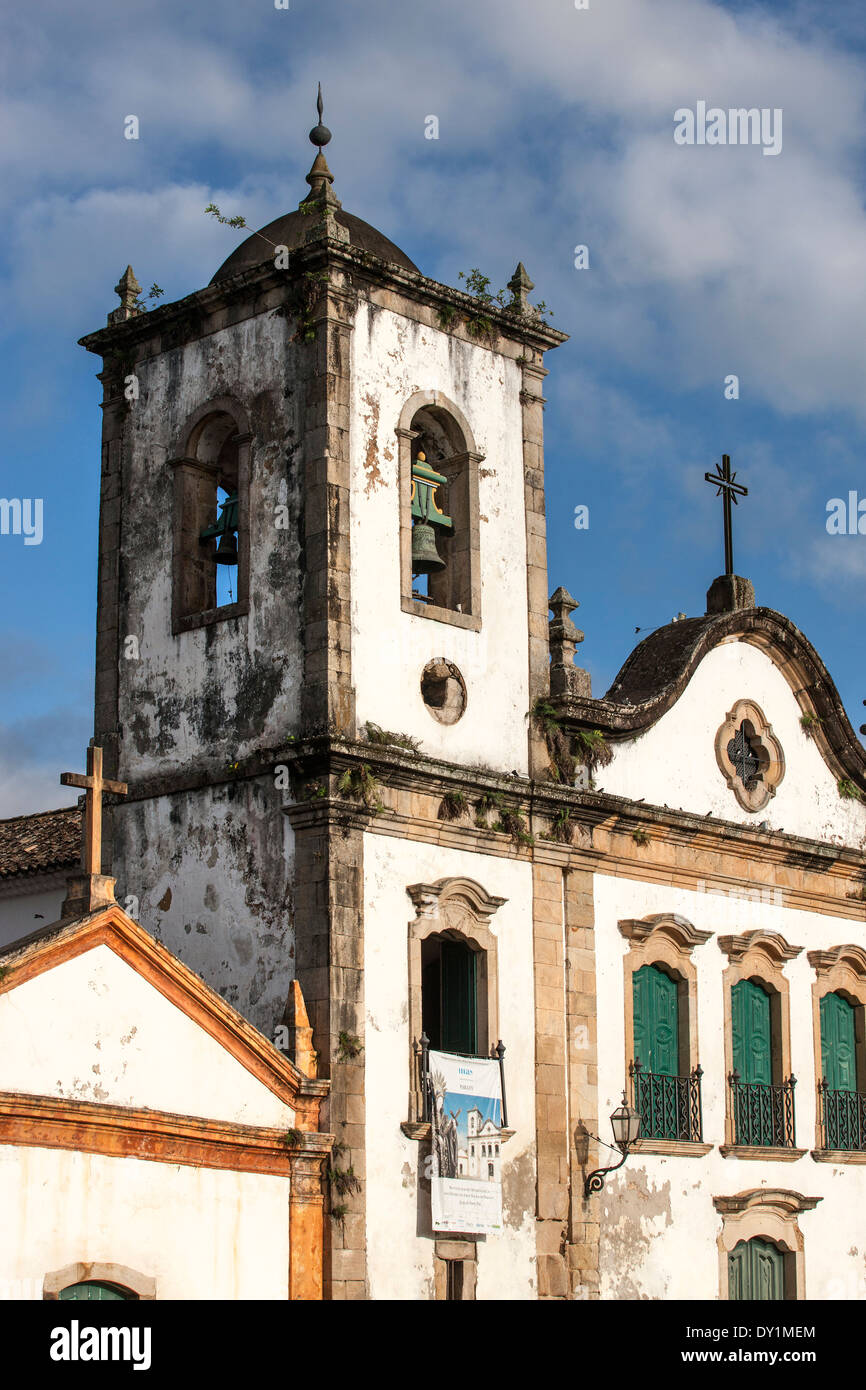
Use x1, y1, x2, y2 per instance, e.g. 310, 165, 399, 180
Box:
704, 454, 748, 577
61, 741, 127, 877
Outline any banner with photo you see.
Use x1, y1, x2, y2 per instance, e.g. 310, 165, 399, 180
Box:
428, 1049, 503, 1235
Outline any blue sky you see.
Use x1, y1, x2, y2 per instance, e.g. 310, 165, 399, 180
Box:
1, 0, 865, 813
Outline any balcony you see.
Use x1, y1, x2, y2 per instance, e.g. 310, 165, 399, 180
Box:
817, 1081, 866, 1152
629, 1060, 703, 1143
729, 1071, 797, 1149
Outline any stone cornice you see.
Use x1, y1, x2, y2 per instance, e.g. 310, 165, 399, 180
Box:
713, 1187, 820, 1213
79, 238, 567, 362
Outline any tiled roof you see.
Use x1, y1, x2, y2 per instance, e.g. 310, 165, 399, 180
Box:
0, 806, 81, 879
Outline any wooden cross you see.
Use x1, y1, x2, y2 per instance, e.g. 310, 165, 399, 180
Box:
704, 454, 748, 576
61, 742, 127, 876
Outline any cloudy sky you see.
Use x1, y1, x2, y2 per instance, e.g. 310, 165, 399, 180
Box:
1, 0, 865, 814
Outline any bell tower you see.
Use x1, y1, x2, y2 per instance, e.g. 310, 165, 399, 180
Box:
80, 93, 566, 1298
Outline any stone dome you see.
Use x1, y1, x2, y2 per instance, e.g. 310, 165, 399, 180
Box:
210, 207, 419, 284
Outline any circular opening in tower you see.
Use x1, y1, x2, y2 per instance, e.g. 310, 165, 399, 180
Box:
421, 660, 466, 725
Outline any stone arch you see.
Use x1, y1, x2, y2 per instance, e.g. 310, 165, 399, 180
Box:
714, 1189, 821, 1300
396, 391, 483, 630
171, 395, 251, 632
43, 1261, 156, 1300
405, 877, 506, 1121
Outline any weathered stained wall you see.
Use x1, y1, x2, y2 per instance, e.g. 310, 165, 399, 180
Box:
0, 1146, 291, 1300
599, 641, 866, 848
349, 300, 530, 774
112, 777, 294, 1037
362, 832, 537, 1300
117, 311, 305, 780
593, 873, 866, 1300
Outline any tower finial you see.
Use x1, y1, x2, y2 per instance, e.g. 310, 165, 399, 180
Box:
309, 82, 332, 149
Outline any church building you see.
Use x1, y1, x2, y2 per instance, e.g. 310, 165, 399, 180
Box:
1, 97, 864, 1301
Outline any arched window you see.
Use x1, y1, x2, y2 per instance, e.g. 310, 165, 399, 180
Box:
171, 401, 250, 633
728, 1237, 786, 1301
819, 991, 865, 1150
421, 934, 478, 1055
620, 914, 710, 1150
59, 1281, 135, 1301
397, 393, 482, 631
719, 930, 802, 1153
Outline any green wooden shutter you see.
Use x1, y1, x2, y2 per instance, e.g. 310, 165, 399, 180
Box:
728, 1239, 785, 1300
732, 978, 772, 1084
633, 964, 679, 1076
820, 992, 856, 1092
59, 1282, 130, 1301
441, 940, 477, 1054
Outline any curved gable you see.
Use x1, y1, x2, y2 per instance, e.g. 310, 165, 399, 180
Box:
562, 609, 866, 846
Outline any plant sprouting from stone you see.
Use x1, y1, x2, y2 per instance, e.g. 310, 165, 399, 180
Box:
438, 789, 469, 822
337, 1030, 364, 1061
337, 764, 383, 813
838, 778, 862, 801
364, 722, 421, 753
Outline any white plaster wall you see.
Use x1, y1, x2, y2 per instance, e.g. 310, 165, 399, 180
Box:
599, 642, 866, 848
593, 873, 866, 1300
0, 886, 64, 949
0, 944, 294, 1129
0, 1145, 289, 1300
363, 833, 537, 1299
350, 302, 530, 775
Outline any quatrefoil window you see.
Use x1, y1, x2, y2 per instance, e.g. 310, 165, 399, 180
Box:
715, 700, 785, 813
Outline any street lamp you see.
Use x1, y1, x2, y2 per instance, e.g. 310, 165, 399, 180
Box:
584, 1091, 641, 1198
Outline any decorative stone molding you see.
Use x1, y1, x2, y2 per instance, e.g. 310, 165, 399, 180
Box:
719, 1145, 807, 1162
713, 1188, 821, 1300
619, 913, 712, 1102
406, 877, 506, 1122
44, 1262, 156, 1301
619, 913, 713, 953
548, 588, 591, 700
717, 930, 802, 966
807, 943, 866, 1151
718, 931, 802, 1147
713, 1188, 821, 1218
715, 698, 784, 812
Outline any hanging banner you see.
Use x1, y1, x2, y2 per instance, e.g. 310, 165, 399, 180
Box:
429, 1049, 503, 1235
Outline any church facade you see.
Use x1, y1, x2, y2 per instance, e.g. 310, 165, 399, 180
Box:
1, 106, 865, 1301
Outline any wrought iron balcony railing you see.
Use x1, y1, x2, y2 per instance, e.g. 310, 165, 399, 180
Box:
729, 1071, 797, 1148
817, 1080, 866, 1151
629, 1060, 703, 1142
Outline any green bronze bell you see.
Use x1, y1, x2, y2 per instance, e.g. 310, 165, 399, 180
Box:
215, 528, 238, 566
200, 490, 239, 565
411, 520, 446, 574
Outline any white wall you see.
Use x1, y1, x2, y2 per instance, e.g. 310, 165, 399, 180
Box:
593, 873, 866, 1300
362, 832, 537, 1299
349, 301, 530, 775
599, 641, 866, 848
0, 944, 295, 1129
0, 1145, 289, 1300
0, 885, 64, 950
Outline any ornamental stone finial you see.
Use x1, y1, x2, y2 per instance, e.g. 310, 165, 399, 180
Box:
507, 262, 534, 314
549, 587, 591, 699
107, 266, 142, 326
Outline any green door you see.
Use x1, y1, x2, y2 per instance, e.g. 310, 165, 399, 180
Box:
633, 964, 679, 1075
728, 1239, 785, 1300
732, 978, 772, 1083
59, 1282, 130, 1301
440, 939, 477, 1055
820, 992, 856, 1091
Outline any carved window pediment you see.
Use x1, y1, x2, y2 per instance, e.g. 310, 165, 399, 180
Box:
715, 700, 784, 812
